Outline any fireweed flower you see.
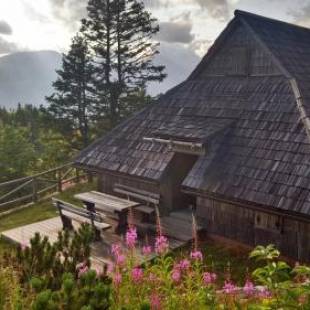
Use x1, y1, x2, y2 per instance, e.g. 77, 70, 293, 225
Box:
150, 292, 161, 310
111, 244, 121, 256
142, 245, 152, 256
171, 268, 181, 283
131, 267, 143, 283
107, 262, 114, 274
203, 272, 217, 285
257, 287, 272, 298
190, 250, 203, 261
243, 279, 255, 296
116, 253, 126, 266
178, 259, 190, 270
149, 273, 157, 282
113, 272, 122, 286
155, 235, 169, 254
223, 281, 237, 294
126, 227, 138, 248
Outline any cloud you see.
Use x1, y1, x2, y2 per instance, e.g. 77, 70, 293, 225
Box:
0, 21, 12, 35
144, 0, 162, 8
49, 0, 87, 30
157, 19, 195, 44
21, 1, 50, 23
0, 37, 19, 54
288, 2, 310, 26
195, 0, 230, 21
189, 39, 212, 56
146, 0, 231, 21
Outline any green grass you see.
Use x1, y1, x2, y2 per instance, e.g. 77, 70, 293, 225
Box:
202, 241, 257, 285
0, 181, 256, 283
0, 181, 96, 233
175, 239, 257, 285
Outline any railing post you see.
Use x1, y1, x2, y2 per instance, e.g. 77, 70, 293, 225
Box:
57, 169, 62, 192
87, 172, 93, 183
76, 168, 80, 183
32, 177, 38, 203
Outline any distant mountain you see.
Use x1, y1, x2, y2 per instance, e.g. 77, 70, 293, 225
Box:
0, 46, 201, 109
0, 51, 62, 109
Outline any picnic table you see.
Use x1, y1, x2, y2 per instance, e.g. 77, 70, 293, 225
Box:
74, 191, 140, 233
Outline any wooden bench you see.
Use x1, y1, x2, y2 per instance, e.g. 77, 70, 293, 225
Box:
53, 198, 111, 241
74, 191, 140, 234
114, 184, 160, 205
114, 184, 160, 225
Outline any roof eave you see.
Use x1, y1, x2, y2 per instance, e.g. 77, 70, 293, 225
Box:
182, 186, 310, 223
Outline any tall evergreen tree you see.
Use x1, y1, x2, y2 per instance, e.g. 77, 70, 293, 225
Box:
81, 0, 166, 127
46, 35, 95, 149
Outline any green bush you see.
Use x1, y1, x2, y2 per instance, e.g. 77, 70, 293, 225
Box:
2, 224, 310, 309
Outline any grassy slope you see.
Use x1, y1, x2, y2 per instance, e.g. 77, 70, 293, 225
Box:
0, 181, 95, 233
0, 182, 96, 252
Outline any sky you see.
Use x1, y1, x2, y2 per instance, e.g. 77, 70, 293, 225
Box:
1, 0, 310, 58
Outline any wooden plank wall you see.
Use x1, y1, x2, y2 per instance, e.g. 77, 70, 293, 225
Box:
98, 172, 159, 197
197, 196, 310, 262
98, 153, 197, 215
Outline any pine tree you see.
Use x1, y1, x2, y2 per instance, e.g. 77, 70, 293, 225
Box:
46, 35, 95, 149
81, 0, 166, 128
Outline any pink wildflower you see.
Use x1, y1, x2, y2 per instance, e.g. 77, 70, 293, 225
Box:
257, 287, 272, 298
223, 281, 237, 294
111, 244, 121, 256
203, 272, 217, 285
149, 273, 157, 282
190, 250, 203, 261
150, 292, 161, 310
116, 253, 126, 266
131, 267, 143, 283
126, 227, 138, 248
171, 268, 181, 283
155, 235, 169, 254
243, 279, 255, 296
177, 259, 190, 270
107, 262, 114, 274
113, 272, 122, 286
142, 245, 152, 256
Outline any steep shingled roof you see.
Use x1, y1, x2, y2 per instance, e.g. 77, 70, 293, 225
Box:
75, 10, 310, 215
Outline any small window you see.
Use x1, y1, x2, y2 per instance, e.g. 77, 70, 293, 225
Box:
255, 211, 282, 233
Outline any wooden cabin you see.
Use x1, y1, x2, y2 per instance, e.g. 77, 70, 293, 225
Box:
75, 10, 310, 261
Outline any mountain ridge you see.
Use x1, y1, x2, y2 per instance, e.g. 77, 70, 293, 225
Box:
0, 46, 200, 109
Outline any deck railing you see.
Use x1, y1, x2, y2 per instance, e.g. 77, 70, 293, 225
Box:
0, 163, 86, 211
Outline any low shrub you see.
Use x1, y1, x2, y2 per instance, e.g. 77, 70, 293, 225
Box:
1, 224, 310, 309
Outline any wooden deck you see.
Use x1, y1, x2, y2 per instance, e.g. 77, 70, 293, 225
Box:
1, 209, 199, 268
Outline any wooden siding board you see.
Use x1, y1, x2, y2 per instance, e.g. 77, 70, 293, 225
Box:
197, 197, 310, 261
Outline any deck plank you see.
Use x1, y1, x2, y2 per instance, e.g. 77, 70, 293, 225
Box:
1, 209, 200, 268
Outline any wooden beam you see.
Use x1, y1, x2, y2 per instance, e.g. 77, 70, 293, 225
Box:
143, 137, 206, 155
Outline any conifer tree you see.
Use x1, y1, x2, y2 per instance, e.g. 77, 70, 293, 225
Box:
46, 35, 95, 149
81, 0, 166, 128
